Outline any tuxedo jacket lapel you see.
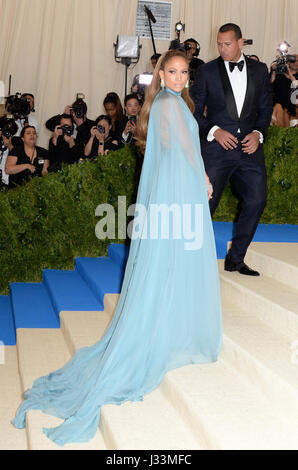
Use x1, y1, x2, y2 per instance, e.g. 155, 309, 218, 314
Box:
240, 56, 255, 120
217, 57, 238, 121
217, 56, 256, 122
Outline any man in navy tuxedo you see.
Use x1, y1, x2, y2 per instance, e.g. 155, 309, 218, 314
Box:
191, 23, 273, 276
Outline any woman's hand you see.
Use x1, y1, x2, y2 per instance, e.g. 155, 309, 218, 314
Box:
27, 164, 36, 174
206, 174, 213, 200
90, 126, 97, 138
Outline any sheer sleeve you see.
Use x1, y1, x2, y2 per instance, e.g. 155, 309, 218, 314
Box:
151, 90, 201, 171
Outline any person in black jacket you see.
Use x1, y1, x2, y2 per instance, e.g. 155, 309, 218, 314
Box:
84, 115, 119, 158
45, 98, 94, 147
191, 23, 272, 276
48, 114, 83, 171
114, 94, 142, 146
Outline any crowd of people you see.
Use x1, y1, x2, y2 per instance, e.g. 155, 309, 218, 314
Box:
0, 91, 143, 189
0, 39, 297, 190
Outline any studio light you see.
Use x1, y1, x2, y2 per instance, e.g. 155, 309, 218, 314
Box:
175, 21, 185, 34
174, 21, 185, 42
114, 35, 141, 97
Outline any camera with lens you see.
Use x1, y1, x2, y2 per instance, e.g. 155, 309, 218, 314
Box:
5, 93, 31, 119
71, 94, 87, 119
96, 125, 106, 134
59, 124, 73, 136
274, 41, 296, 74
0, 116, 18, 151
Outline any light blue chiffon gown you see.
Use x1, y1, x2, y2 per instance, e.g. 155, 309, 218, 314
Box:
12, 87, 222, 446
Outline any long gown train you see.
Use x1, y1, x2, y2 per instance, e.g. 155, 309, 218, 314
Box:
12, 87, 222, 446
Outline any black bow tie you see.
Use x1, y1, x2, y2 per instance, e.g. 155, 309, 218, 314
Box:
229, 60, 244, 72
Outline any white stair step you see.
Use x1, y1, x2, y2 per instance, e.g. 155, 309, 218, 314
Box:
221, 296, 298, 422
100, 388, 203, 450
60, 310, 111, 354
161, 359, 298, 450
0, 346, 27, 450
16, 329, 106, 450
61, 309, 205, 450
218, 260, 298, 339
246, 242, 298, 290
104, 293, 120, 317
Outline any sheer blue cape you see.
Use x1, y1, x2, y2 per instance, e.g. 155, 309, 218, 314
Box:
12, 87, 222, 446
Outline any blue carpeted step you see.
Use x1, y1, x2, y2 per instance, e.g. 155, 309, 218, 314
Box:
75, 256, 125, 303
212, 222, 233, 259
10, 283, 59, 330
0, 296, 16, 345
108, 243, 130, 268
43, 269, 103, 317
212, 222, 298, 259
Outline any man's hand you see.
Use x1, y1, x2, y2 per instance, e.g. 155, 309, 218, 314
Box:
64, 134, 75, 148
64, 105, 72, 115
241, 132, 260, 155
124, 120, 136, 137
213, 128, 238, 150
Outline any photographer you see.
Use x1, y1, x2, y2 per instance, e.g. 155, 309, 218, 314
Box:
114, 94, 142, 146
46, 97, 94, 147
0, 117, 18, 188
184, 38, 204, 86
103, 92, 124, 139
5, 126, 49, 188
7, 93, 39, 144
84, 115, 119, 158
48, 114, 83, 171
270, 53, 298, 125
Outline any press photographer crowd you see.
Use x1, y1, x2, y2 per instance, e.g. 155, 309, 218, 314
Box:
0, 37, 297, 190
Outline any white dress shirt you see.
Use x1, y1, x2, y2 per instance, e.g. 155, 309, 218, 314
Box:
207, 53, 263, 143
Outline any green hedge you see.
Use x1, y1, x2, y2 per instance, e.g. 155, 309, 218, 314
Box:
0, 126, 297, 294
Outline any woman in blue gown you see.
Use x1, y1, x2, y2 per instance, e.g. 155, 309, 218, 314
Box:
12, 50, 222, 446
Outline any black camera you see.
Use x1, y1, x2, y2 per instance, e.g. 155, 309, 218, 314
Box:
59, 124, 73, 136
71, 95, 87, 119
5, 93, 31, 119
275, 54, 296, 74
0, 116, 18, 151
274, 42, 296, 75
97, 125, 105, 134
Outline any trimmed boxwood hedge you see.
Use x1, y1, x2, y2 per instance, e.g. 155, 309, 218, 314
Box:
0, 126, 297, 294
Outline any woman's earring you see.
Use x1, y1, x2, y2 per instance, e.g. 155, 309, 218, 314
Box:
185, 81, 189, 89
161, 78, 165, 89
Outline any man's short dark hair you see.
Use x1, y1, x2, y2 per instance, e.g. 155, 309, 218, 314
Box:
219, 23, 242, 40
60, 113, 74, 124
124, 94, 141, 106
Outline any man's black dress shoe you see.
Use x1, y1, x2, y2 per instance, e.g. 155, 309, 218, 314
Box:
224, 259, 260, 276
